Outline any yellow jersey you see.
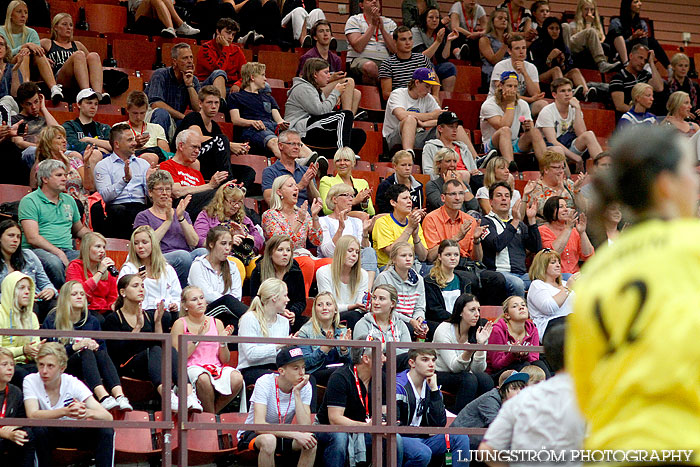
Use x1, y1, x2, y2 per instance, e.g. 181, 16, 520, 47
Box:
568, 218, 700, 457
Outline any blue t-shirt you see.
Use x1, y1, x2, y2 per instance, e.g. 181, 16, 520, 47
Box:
261, 160, 309, 207
227, 89, 279, 124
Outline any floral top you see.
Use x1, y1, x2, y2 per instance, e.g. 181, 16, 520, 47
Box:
526, 179, 577, 222
261, 208, 323, 251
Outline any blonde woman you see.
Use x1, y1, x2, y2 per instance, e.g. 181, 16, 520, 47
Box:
0, 1, 62, 101
475, 156, 521, 214
667, 53, 700, 118
478, 8, 512, 82
526, 249, 576, 339
568, 0, 621, 73
296, 292, 351, 385
171, 286, 243, 413
319, 147, 375, 217
0, 271, 39, 385
237, 278, 291, 387
65, 232, 118, 324
662, 91, 699, 136
40, 13, 108, 102
618, 82, 656, 127
42, 281, 132, 411
425, 147, 479, 212
119, 226, 181, 315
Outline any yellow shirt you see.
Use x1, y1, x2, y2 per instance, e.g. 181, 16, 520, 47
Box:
372, 213, 427, 268
568, 218, 700, 456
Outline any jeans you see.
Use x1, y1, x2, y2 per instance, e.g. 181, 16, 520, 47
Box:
314, 431, 349, 467
361, 246, 379, 275
32, 247, 80, 289
402, 433, 471, 466
500, 271, 531, 298
148, 107, 174, 137
33, 426, 114, 467
164, 248, 207, 287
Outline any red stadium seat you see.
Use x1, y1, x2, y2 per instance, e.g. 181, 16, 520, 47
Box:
442, 99, 482, 132
188, 412, 236, 465
113, 39, 157, 72
77, 36, 108, 62
84, 4, 127, 34
352, 170, 381, 202
0, 184, 31, 204
453, 65, 481, 95
480, 305, 502, 321
582, 108, 616, 140
50, 1, 79, 25
114, 411, 160, 463
358, 130, 383, 164
105, 237, 130, 269
356, 85, 383, 113
257, 50, 299, 85
233, 154, 269, 185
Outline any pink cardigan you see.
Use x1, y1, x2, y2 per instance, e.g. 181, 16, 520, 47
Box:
486, 318, 540, 373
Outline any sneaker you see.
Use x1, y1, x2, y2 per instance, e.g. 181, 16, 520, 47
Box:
161, 27, 176, 38
572, 85, 585, 100
187, 393, 203, 413
301, 34, 313, 48
253, 33, 265, 45
598, 60, 622, 73
585, 87, 597, 102
458, 44, 470, 61
50, 84, 64, 104
170, 390, 180, 412
478, 148, 498, 169
406, 148, 416, 159
99, 92, 111, 105
175, 22, 200, 36
508, 160, 519, 172
237, 30, 254, 46
100, 396, 118, 411
329, 37, 337, 50
354, 110, 368, 121
316, 155, 329, 178
116, 395, 133, 411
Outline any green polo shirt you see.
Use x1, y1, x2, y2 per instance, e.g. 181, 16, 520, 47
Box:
18, 189, 80, 249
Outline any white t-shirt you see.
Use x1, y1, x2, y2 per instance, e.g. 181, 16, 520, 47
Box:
238, 373, 312, 440
488, 58, 540, 97
344, 14, 397, 61
23, 373, 93, 420
237, 312, 290, 370
448, 2, 486, 30
408, 376, 427, 427
316, 264, 369, 312
479, 96, 531, 144
120, 261, 182, 310
535, 102, 577, 138
526, 279, 574, 338
318, 216, 364, 258
476, 186, 521, 214
383, 88, 440, 138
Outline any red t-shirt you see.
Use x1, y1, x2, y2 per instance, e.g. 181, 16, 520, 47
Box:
160, 159, 205, 187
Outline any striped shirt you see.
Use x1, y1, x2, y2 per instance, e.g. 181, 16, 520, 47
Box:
379, 53, 433, 91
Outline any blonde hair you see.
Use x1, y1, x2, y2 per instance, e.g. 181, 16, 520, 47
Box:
241, 62, 266, 89
333, 147, 356, 166
387, 241, 414, 269
0, 33, 12, 64
392, 150, 413, 166
539, 150, 566, 174
501, 295, 529, 321
50, 12, 73, 40
671, 52, 690, 68
179, 285, 202, 317
528, 249, 562, 284
666, 90, 689, 116
495, 77, 520, 106
79, 232, 106, 279
574, 0, 604, 41
203, 182, 246, 223
128, 226, 168, 280
484, 7, 512, 36
433, 147, 457, 176
247, 278, 286, 337
36, 341, 68, 368
629, 82, 653, 108
325, 183, 354, 211
2, 1, 28, 51
310, 291, 340, 336
483, 156, 509, 188
0, 346, 13, 362
35, 125, 69, 167
521, 365, 546, 384
9, 274, 34, 329
52, 281, 89, 343
269, 174, 294, 211
330, 236, 362, 300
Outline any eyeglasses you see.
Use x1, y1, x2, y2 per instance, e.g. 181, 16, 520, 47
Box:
281, 142, 303, 148
151, 187, 172, 193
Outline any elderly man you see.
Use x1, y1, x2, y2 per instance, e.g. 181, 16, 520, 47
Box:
18, 159, 90, 287
147, 43, 226, 137
93, 123, 151, 239
261, 130, 320, 207
160, 128, 228, 218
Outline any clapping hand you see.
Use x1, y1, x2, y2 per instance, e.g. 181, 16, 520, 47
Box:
223, 324, 235, 336
475, 321, 493, 344
310, 197, 323, 217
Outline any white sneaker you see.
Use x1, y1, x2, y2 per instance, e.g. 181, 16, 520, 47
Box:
253, 33, 265, 45
187, 393, 203, 413
161, 27, 176, 38
50, 84, 64, 103
116, 395, 133, 411
100, 396, 118, 410
237, 30, 254, 45
176, 22, 200, 36
170, 390, 180, 412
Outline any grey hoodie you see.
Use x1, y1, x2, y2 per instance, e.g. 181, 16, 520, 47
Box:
352, 311, 411, 354
373, 266, 426, 324
284, 77, 341, 136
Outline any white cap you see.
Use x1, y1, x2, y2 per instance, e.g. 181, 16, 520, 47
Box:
76, 88, 99, 103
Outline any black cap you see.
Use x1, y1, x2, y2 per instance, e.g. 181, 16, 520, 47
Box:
276, 346, 305, 368
437, 111, 461, 126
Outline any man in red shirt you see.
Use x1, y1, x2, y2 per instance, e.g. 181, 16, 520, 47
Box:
160, 128, 228, 217
195, 18, 248, 96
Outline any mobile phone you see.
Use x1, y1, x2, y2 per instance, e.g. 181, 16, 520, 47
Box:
17, 122, 26, 134
143, 132, 150, 138
138, 265, 146, 273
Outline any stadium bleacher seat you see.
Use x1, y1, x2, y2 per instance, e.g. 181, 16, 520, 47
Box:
50, 0, 79, 25
257, 50, 300, 86
582, 108, 616, 139
442, 99, 482, 132
188, 412, 237, 465
113, 39, 158, 72
105, 237, 130, 269
114, 411, 161, 464
84, 4, 127, 34
453, 65, 482, 95
0, 184, 31, 204
78, 36, 108, 62
233, 154, 269, 185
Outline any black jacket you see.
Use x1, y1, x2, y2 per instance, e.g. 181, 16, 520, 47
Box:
424, 270, 475, 322
396, 370, 446, 434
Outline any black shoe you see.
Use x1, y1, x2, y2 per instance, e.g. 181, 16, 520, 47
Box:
354, 110, 368, 121
572, 85, 585, 101
99, 92, 111, 105
458, 44, 470, 61
585, 87, 597, 102
302, 35, 313, 48
508, 160, 519, 172
316, 156, 329, 178
478, 148, 498, 168
330, 37, 337, 50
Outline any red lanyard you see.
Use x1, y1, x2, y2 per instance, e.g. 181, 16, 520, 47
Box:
445, 433, 451, 450
352, 366, 370, 422
372, 313, 396, 343
363, 15, 379, 42
461, 4, 475, 32
0, 385, 8, 418
127, 120, 146, 137
274, 377, 292, 424
507, 3, 522, 31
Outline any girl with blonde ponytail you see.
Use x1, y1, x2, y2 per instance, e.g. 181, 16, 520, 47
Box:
237, 278, 291, 387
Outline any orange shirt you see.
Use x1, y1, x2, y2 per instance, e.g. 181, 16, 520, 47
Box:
423, 206, 477, 258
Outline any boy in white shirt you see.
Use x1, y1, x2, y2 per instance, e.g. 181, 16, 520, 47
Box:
238, 346, 317, 467
535, 77, 602, 173
23, 342, 114, 467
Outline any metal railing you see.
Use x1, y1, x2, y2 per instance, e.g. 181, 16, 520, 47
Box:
0, 327, 544, 466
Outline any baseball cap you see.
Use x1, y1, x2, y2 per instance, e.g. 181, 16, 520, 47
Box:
437, 111, 461, 126
276, 346, 305, 368
76, 88, 99, 103
502, 371, 530, 386
412, 68, 440, 85
499, 70, 519, 82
